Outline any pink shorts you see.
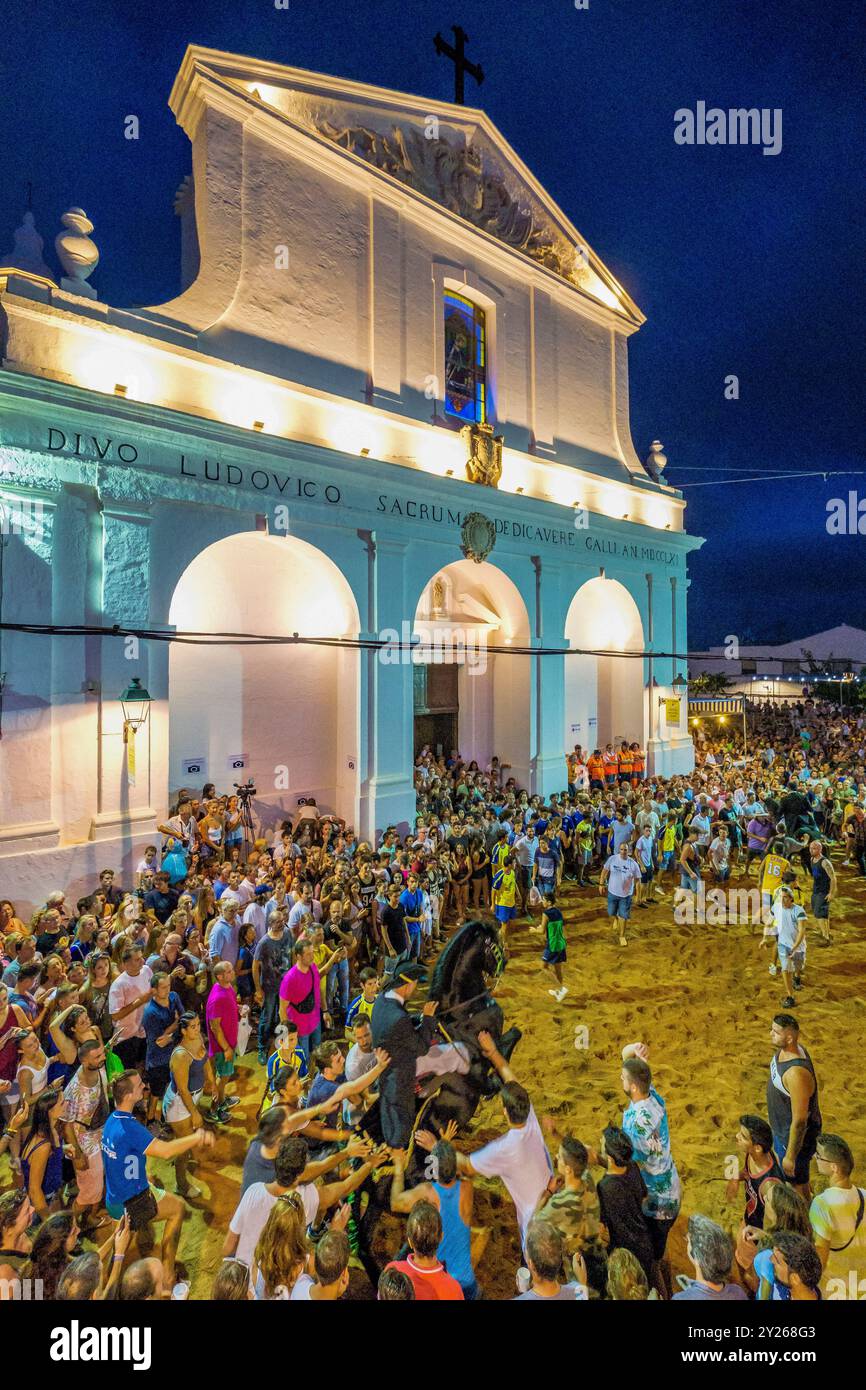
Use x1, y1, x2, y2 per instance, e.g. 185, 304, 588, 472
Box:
76, 1146, 105, 1207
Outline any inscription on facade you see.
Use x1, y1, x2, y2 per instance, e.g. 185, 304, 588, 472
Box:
37, 425, 680, 564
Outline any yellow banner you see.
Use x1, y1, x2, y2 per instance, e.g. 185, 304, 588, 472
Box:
126, 726, 136, 787
664, 698, 681, 723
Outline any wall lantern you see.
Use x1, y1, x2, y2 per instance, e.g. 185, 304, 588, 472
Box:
119, 677, 152, 787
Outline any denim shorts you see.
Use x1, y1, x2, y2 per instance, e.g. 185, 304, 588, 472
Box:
777, 941, 805, 969
607, 892, 632, 920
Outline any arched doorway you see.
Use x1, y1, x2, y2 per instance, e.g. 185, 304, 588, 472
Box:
564, 577, 645, 752
413, 560, 531, 786
168, 533, 360, 832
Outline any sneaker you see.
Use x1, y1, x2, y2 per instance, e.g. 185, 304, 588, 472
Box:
781, 996, 796, 1008
223, 1096, 242, 1110
793, 974, 803, 989
178, 1182, 204, 1200
768, 964, 778, 976
257, 1049, 268, 1066
548, 988, 560, 999
555, 986, 569, 1002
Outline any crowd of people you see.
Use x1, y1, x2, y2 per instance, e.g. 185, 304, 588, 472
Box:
1, 694, 865, 1302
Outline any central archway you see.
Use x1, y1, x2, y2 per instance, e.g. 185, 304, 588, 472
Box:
413, 559, 531, 786
168, 532, 360, 831
564, 576, 645, 752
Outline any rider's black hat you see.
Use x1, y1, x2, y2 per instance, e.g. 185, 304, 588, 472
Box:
385, 957, 428, 986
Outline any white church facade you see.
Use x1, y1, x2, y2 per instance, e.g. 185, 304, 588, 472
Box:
0, 47, 702, 907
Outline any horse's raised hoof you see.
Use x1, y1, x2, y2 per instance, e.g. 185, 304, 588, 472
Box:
499, 1026, 522, 1062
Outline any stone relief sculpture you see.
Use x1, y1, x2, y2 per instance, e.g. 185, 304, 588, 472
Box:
316, 119, 587, 288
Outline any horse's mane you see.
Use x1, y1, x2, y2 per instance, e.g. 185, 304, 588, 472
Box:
429, 919, 498, 1003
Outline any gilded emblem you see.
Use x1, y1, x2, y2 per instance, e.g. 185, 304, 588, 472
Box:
462, 421, 503, 488
460, 511, 496, 565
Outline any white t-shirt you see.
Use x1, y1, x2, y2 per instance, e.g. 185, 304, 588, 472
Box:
709, 836, 730, 869
290, 1273, 315, 1300
604, 855, 641, 899
635, 835, 654, 869
288, 901, 322, 934
772, 901, 807, 951
470, 1104, 552, 1240
810, 1186, 866, 1284
108, 965, 154, 1041
234, 880, 256, 908
229, 1181, 319, 1267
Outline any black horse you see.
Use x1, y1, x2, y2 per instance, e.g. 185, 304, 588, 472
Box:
359, 919, 520, 1142
423, 918, 522, 1130
350, 920, 521, 1279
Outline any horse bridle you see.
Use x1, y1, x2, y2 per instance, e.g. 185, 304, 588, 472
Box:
434, 937, 505, 1021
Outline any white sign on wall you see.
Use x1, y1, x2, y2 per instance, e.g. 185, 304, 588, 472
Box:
227, 753, 249, 772
181, 757, 207, 778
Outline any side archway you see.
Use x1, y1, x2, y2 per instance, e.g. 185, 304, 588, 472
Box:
564, 576, 645, 752
168, 532, 360, 830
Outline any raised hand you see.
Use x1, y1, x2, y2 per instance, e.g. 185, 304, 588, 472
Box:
330, 1203, 351, 1231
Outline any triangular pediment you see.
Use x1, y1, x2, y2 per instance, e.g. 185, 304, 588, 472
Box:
172, 47, 642, 324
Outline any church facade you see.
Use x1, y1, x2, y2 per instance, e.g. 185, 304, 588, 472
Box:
0, 47, 702, 906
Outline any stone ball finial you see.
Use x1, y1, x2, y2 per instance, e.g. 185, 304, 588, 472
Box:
55, 207, 99, 299
644, 439, 668, 481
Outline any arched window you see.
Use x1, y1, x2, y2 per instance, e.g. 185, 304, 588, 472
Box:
444, 291, 487, 423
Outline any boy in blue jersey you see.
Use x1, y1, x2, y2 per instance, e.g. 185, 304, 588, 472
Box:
266, 1019, 308, 1096
346, 968, 379, 1027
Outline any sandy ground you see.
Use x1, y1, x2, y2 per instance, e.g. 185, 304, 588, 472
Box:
6, 857, 864, 1300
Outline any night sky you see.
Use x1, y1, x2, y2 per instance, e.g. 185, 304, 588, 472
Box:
2, 0, 864, 649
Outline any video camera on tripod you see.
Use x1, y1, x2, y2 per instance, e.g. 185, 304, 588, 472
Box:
234, 779, 257, 801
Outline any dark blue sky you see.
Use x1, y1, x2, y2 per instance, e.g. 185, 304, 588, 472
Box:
2, 0, 864, 648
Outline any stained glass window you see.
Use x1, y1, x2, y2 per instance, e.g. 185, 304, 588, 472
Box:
444, 292, 487, 423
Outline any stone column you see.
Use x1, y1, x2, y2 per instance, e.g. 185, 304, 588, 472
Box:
645, 570, 662, 772
0, 484, 60, 855
89, 496, 159, 844
357, 534, 415, 840
367, 197, 403, 406
530, 289, 557, 458
530, 556, 566, 797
